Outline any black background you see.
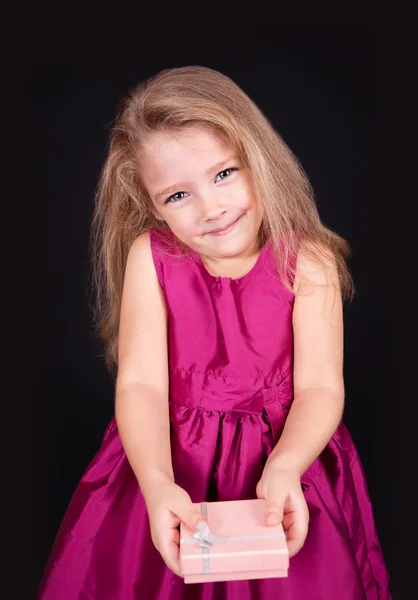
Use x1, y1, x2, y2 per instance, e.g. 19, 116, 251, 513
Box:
16, 20, 411, 599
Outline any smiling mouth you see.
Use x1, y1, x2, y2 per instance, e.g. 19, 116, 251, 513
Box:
207, 216, 241, 236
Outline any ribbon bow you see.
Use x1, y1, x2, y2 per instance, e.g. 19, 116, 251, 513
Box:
192, 521, 224, 548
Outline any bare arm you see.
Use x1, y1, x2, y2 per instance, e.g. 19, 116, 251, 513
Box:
115, 232, 173, 502
266, 245, 345, 476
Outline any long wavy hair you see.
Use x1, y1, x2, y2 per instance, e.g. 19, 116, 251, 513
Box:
90, 65, 354, 375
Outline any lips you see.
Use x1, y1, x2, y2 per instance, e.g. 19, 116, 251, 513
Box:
207, 216, 241, 235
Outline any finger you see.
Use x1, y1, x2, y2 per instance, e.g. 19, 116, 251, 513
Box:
265, 492, 286, 526
171, 496, 205, 532
256, 478, 285, 525
161, 540, 182, 576
282, 506, 309, 557
255, 480, 263, 499
285, 525, 307, 557
159, 527, 182, 576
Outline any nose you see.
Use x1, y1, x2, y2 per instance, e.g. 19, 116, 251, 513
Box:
200, 194, 227, 222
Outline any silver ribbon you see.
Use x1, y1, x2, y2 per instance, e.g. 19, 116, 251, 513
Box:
180, 502, 285, 574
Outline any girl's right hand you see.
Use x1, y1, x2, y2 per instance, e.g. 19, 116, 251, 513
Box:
144, 480, 204, 576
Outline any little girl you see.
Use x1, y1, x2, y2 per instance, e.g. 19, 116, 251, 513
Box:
37, 66, 391, 599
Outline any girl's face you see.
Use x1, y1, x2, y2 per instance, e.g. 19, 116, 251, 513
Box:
140, 126, 262, 261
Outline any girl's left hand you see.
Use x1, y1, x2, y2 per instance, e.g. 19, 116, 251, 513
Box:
256, 462, 309, 557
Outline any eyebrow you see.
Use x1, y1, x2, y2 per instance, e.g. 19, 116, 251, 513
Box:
154, 156, 237, 202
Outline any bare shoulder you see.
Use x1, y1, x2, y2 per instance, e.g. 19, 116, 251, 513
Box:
122, 230, 164, 313
123, 230, 161, 288
291, 240, 344, 391
126, 230, 152, 265
293, 240, 339, 293
117, 230, 167, 389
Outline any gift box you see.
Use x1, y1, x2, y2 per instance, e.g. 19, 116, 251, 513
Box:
180, 498, 289, 584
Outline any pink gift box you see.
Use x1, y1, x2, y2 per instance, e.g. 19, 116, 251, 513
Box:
180, 499, 289, 584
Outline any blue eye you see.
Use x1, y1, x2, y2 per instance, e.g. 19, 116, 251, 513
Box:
166, 191, 187, 204
215, 167, 237, 182
164, 168, 238, 204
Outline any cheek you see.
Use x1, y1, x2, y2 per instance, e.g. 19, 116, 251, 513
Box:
164, 210, 196, 236
235, 183, 257, 211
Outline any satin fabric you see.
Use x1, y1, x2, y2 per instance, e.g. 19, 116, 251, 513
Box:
37, 228, 391, 599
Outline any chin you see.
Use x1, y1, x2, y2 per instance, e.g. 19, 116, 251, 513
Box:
211, 235, 257, 259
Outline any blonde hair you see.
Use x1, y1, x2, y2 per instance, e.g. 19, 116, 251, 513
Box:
90, 65, 354, 374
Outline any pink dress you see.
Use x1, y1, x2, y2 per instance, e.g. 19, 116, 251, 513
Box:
37, 228, 391, 599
